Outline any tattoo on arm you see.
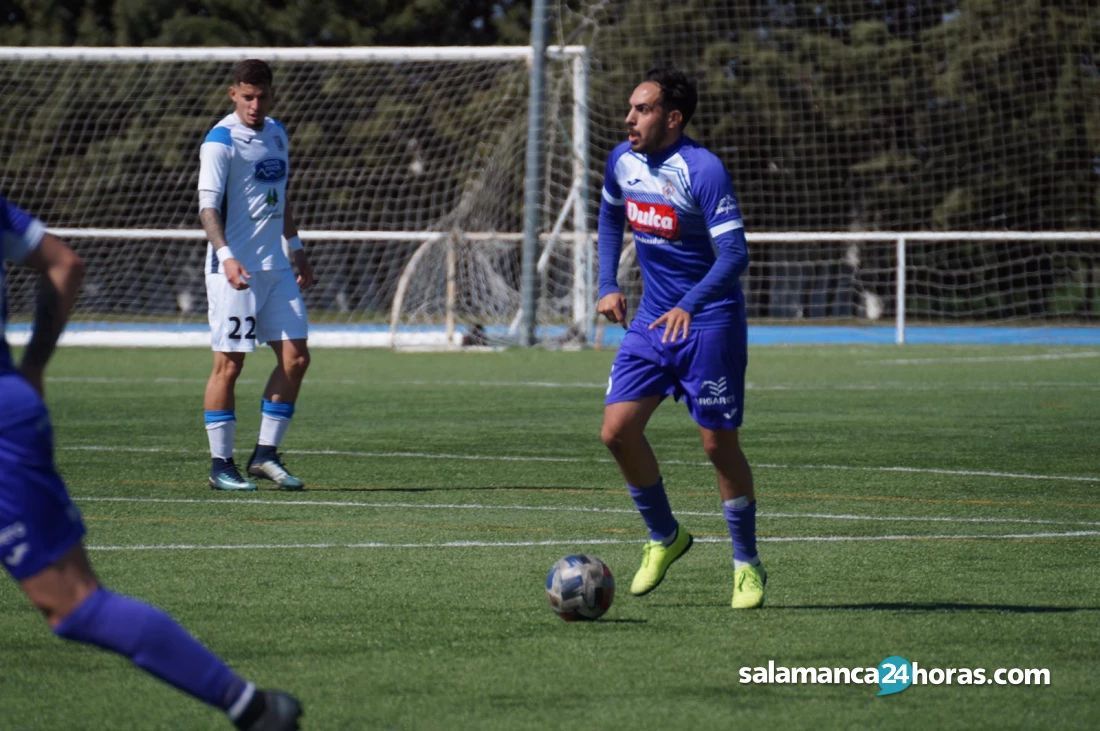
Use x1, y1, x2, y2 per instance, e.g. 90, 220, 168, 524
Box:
199, 208, 228, 249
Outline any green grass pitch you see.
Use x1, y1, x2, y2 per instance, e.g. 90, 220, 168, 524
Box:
1, 344, 1098, 729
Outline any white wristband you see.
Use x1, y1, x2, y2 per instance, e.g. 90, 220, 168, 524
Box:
215, 246, 236, 264
286, 235, 303, 252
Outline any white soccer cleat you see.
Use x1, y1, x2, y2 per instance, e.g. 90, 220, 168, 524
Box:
247, 451, 304, 490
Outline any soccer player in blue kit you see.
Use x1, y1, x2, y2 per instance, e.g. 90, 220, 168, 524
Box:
597, 68, 766, 609
0, 195, 302, 728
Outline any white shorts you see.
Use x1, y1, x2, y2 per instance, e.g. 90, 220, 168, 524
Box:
205, 268, 308, 352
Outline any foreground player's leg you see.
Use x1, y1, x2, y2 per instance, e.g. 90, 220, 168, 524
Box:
602, 398, 694, 596
23, 545, 303, 730
204, 352, 254, 491
703, 427, 766, 609
248, 339, 309, 490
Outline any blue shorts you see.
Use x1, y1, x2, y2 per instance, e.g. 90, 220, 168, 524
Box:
605, 318, 748, 430
0, 371, 86, 581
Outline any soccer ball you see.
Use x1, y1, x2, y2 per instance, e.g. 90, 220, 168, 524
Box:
545, 554, 615, 621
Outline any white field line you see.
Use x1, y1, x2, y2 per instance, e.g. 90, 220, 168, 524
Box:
745, 382, 1100, 391
60, 444, 1100, 484
386, 379, 1100, 391
45, 375, 1100, 391
751, 462, 1100, 484
874, 351, 1100, 366
76, 496, 1100, 529
85, 530, 1100, 552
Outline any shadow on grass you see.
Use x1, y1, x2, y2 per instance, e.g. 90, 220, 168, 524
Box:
775, 602, 1096, 613
301, 485, 604, 494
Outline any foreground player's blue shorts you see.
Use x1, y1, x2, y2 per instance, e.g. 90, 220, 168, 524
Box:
0, 371, 86, 581
605, 316, 747, 430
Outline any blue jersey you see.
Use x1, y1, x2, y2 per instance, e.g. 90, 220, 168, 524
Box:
1, 195, 85, 580
1, 195, 47, 372
598, 136, 749, 329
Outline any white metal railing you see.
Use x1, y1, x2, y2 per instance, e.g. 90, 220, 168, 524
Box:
45, 229, 1100, 347
748, 231, 1100, 344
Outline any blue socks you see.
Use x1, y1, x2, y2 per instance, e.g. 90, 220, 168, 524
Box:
723, 496, 759, 567
628, 479, 678, 544
54, 588, 246, 711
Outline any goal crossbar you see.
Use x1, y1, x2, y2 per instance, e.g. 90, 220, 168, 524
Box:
0, 46, 587, 63
47, 229, 1100, 243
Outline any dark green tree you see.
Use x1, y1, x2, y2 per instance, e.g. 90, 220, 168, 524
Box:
0, 0, 530, 46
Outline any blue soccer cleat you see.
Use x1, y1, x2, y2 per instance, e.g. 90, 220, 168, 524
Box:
209, 460, 257, 491
236, 689, 303, 731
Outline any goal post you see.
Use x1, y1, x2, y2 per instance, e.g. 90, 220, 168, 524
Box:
3, 0, 1098, 348
0, 45, 592, 348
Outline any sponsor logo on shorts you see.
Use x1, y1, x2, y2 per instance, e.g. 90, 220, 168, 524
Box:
698, 377, 738, 419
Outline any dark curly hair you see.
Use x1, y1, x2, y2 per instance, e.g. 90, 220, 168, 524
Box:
644, 67, 698, 126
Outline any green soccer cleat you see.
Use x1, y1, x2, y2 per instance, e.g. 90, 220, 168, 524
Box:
629, 527, 694, 596
247, 452, 305, 491
731, 563, 767, 609
209, 461, 257, 492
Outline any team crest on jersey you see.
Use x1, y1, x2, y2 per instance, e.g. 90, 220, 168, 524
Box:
254, 158, 287, 182
626, 198, 680, 240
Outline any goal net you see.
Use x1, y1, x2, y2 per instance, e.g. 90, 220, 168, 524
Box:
569, 0, 1100, 333
0, 46, 591, 347
2, 1, 1098, 347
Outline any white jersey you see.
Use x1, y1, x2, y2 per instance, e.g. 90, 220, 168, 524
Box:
198, 113, 291, 273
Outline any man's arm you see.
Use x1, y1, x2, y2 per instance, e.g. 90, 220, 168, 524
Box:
282, 197, 315, 290
20, 233, 85, 395
197, 207, 249, 290
198, 130, 250, 289
596, 152, 628, 327
679, 156, 749, 314
651, 157, 749, 342
673, 228, 748, 314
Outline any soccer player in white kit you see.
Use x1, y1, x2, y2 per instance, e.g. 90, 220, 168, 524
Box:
199, 59, 316, 491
